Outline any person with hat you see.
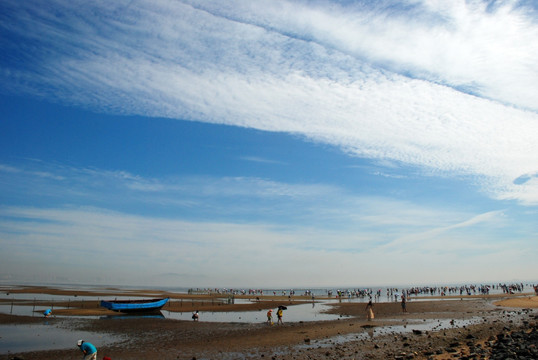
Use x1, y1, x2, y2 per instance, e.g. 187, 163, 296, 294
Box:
266, 309, 273, 325
77, 339, 97, 360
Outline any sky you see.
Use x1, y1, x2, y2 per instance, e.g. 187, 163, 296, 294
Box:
0, 0, 537, 289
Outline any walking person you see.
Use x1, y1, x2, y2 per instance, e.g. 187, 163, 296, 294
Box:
365, 300, 374, 321
77, 340, 97, 360
266, 309, 273, 325
401, 295, 407, 313
277, 307, 284, 325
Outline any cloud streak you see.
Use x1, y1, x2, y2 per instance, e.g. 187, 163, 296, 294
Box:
0, 203, 529, 287
1, 157, 536, 286
1, 0, 537, 205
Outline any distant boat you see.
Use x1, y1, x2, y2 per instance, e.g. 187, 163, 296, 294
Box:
100, 298, 169, 313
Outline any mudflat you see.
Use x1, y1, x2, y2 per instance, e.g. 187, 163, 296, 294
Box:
1, 286, 537, 360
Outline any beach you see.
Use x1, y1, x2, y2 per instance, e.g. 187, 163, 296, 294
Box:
1, 285, 537, 359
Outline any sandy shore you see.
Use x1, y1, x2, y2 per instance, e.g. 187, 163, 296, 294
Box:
1, 286, 537, 360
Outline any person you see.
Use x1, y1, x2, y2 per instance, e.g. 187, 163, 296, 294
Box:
43, 309, 52, 318
77, 340, 97, 360
266, 309, 273, 325
277, 307, 283, 325
365, 300, 374, 321
401, 295, 407, 313
192, 310, 199, 321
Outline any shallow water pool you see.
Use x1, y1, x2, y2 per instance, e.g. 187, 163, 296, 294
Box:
161, 301, 346, 323
0, 322, 125, 354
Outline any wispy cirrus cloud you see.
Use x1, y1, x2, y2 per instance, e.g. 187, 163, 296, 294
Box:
1, 0, 537, 205
187, 0, 538, 110
240, 156, 287, 165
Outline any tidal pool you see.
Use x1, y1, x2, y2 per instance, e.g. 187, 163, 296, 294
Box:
0, 321, 125, 354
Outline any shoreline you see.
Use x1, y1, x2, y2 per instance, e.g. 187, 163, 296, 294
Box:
2, 284, 537, 316
1, 286, 538, 359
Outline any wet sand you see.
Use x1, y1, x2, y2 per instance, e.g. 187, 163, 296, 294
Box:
1, 286, 537, 360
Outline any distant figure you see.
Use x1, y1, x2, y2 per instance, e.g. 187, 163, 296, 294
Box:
401, 295, 407, 313
43, 309, 52, 318
365, 300, 374, 321
77, 339, 97, 360
267, 309, 273, 325
277, 308, 284, 325
192, 310, 199, 321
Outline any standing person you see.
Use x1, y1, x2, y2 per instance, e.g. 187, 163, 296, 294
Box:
266, 309, 273, 325
401, 295, 407, 313
277, 307, 284, 325
77, 340, 97, 360
365, 300, 374, 321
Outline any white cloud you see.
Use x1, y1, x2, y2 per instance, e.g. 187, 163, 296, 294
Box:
0, 205, 529, 287
240, 156, 286, 165
377, 210, 507, 253
1, 0, 538, 205
184, 0, 538, 109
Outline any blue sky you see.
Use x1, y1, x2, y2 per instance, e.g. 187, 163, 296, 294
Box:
1, 0, 537, 288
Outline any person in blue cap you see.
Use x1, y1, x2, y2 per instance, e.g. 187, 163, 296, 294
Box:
77, 339, 97, 360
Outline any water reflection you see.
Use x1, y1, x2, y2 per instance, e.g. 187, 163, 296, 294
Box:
101, 312, 165, 320
0, 322, 125, 354
161, 302, 344, 323
295, 317, 485, 351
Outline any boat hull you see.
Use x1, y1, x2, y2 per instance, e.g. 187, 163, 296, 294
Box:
100, 298, 169, 313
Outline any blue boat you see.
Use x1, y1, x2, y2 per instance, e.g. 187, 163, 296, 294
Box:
100, 298, 169, 313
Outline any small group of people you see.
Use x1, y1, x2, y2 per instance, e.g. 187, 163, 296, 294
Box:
266, 307, 284, 325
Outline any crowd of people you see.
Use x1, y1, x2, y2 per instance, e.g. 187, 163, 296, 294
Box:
71, 282, 536, 359
188, 283, 534, 300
